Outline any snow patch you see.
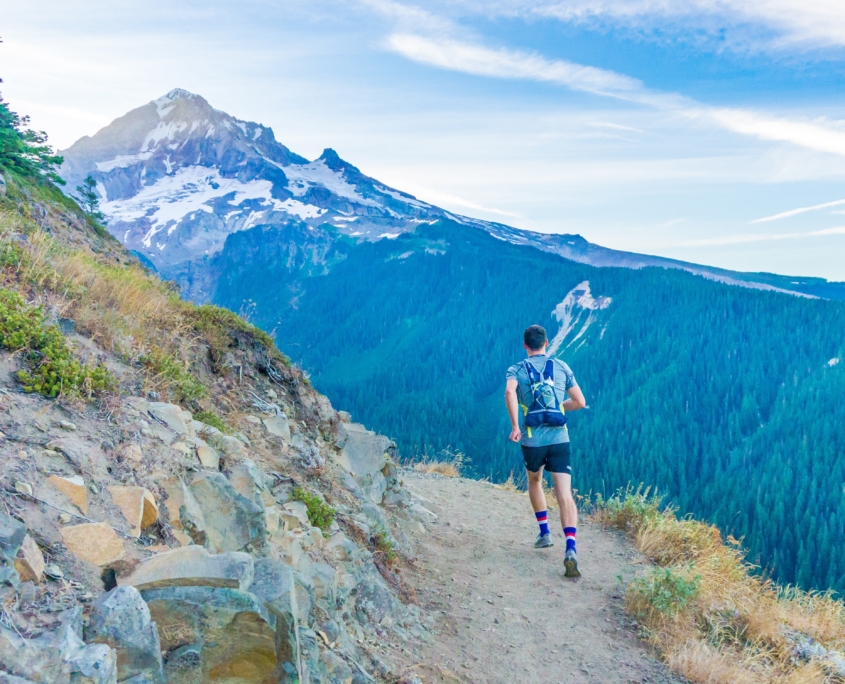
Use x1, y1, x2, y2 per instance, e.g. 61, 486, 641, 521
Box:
253, 127, 263, 140
141, 121, 189, 152
282, 159, 378, 206
96, 152, 153, 172
375, 185, 431, 209
273, 198, 325, 219
830, 358, 841, 367
379, 232, 400, 239
547, 281, 612, 356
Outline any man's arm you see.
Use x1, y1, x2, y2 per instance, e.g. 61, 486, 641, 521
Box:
563, 384, 587, 412
504, 377, 522, 442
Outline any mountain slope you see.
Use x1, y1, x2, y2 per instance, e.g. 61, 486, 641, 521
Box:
62, 88, 845, 301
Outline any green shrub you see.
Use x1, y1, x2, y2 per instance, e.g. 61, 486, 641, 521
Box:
594, 483, 666, 534
0, 288, 112, 397
194, 409, 231, 434
629, 567, 701, 619
372, 528, 398, 567
140, 348, 206, 402
290, 487, 335, 532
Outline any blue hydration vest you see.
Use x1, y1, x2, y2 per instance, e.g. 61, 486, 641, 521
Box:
523, 359, 567, 429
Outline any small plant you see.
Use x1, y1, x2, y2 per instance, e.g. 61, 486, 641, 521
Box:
140, 347, 206, 402
372, 528, 398, 567
0, 288, 112, 397
194, 409, 231, 434
290, 487, 335, 532
629, 567, 701, 621
593, 483, 666, 533
412, 448, 467, 478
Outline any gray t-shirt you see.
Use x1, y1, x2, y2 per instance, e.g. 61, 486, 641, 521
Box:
506, 355, 577, 447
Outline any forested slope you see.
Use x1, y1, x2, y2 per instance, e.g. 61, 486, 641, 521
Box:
210, 220, 845, 594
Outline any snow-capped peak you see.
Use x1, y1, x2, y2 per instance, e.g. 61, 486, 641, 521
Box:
152, 88, 198, 118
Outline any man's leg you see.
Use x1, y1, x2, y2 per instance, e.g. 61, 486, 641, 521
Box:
526, 467, 554, 548
551, 472, 577, 530
551, 469, 581, 578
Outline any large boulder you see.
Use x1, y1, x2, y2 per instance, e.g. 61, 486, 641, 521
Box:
86, 587, 164, 683
60, 523, 125, 567
0, 513, 26, 586
159, 478, 206, 545
140, 587, 280, 684
119, 546, 254, 591
188, 473, 265, 553
227, 460, 274, 508
0, 609, 117, 684
335, 423, 390, 477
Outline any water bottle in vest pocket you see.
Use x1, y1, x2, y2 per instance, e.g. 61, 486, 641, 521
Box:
523, 359, 567, 428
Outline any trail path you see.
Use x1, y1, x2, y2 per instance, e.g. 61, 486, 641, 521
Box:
398, 473, 686, 684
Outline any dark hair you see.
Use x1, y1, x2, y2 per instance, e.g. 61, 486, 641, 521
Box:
523, 325, 547, 351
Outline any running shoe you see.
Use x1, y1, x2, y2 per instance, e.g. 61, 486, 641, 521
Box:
564, 548, 581, 578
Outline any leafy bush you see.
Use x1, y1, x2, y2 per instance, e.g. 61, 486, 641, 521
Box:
194, 409, 231, 434
290, 486, 335, 532
629, 567, 701, 620
593, 484, 666, 534
140, 348, 205, 402
372, 528, 398, 567
0, 288, 112, 397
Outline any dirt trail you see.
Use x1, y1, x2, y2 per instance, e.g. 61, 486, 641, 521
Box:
398, 473, 686, 684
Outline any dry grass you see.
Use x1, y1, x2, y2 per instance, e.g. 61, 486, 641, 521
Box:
412, 449, 467, 478
0, 204, 280, 405
595, 485, 845, 684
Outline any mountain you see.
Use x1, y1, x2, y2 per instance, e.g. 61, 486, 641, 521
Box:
62, 88, 845, 302
62, 90, 845, 596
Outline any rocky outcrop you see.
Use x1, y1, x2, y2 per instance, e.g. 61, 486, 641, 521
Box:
1, 354, 438, 683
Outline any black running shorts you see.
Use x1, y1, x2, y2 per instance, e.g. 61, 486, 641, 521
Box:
521, 442, 571, 474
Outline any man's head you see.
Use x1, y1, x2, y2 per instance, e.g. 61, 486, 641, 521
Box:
523, 325, 548, 353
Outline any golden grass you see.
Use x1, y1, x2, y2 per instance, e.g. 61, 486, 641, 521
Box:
0, 205, 279, 404
595, 485, 845, 684
412, 450, 467, 478
413, 460, 461, 478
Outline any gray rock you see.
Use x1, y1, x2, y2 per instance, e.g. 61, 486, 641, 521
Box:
335, 423, 389, 477
86, 586, 164, 683
354, 568, 397, 625
0, 610, 117, 684
141, 586, 277, 684
119, 546, 254, 591
218, 435, 248, 459
262, 414, 290, 441
355, 471, 387, 505
0, 514, 27, 563
0, 174, 6, 196
188, 473, 266, 553
249, 558, 314, 629
0, 673, 38, 684
145, 402, 191, 436
227, 460, 273, 508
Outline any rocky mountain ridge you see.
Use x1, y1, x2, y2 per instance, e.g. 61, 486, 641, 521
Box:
61, 89, 845, 301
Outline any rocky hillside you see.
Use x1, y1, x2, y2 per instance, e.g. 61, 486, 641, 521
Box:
0, 167, 440, 682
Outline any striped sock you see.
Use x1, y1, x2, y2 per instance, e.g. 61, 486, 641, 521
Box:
564, 527, 576, 552
535, 511, 550, 536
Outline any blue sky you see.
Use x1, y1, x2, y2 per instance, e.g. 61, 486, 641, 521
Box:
3, 0, 845, 279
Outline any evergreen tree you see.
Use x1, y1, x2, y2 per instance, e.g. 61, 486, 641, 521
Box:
0, 86, 64, 184
75, 175, 105, 223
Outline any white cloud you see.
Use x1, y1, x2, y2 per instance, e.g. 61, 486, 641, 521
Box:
422, 0, 845, 52
669, 226, 845, 247
751, 199, 845, 224
386, 32, 845, 159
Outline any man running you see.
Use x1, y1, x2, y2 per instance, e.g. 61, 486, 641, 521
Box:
505, 325, 586, 578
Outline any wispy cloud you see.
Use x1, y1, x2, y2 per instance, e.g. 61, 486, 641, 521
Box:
670, 226, 845, 247
751, 199, 845, 224
411, 0, 845, 52
386, 32, 845, 159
